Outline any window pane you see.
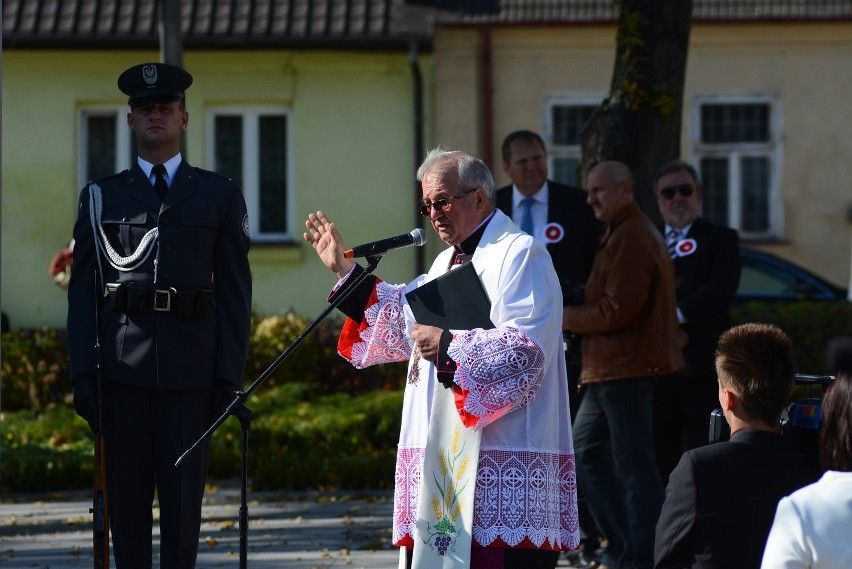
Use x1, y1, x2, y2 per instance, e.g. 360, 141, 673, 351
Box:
739, 261, 799, 295
87, 116, 116, 180
215, 116, 243, 186
552, 157, 581, 187
741, 156, 770, 233
700, 104, 769, 143
258, 115, 287, 234
552, 105, 595, 145
700, 157, 729, 227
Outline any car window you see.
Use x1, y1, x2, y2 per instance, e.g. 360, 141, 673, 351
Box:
739, 259, 800, 295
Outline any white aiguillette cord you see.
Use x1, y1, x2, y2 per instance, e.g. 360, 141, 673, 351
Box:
88, 182, 159, 292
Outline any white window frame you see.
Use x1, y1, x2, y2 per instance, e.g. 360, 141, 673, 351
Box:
543, 96, 602, 186
690, 95, 783, 239
77, 105, 132, 190
205, 105, 292, 243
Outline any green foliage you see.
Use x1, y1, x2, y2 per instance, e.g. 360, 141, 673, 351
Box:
5, 301, 844, 493
0, 328, 69, 414
1, 405, 94, 492
0, 312, 406, 412
2, 383, 403, 493
1, 310, 407, 493
243, 312, 406, 395
611, 2, 677, 116
731, 301, 852, 375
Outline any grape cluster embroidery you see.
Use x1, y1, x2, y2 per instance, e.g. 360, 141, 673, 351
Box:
421, 425, 470, 557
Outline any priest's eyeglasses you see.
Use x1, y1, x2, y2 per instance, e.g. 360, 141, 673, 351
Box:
659, 184, 695, 200
419, 188, 478, 216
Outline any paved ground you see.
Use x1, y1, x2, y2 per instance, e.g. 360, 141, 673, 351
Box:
0, 483, 401, 569
0, 482, 586, 568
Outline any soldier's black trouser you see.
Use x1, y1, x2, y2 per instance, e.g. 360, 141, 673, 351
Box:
103, 382, 213, 569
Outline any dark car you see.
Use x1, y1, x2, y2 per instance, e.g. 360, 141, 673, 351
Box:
736, 247, 849, 305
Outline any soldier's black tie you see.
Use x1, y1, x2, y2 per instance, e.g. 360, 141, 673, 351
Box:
152, 164, 168, 202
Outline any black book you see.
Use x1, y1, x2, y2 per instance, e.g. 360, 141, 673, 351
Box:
405, 261, 494, 330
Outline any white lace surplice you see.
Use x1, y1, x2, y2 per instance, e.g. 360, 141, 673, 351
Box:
336, 210, 579, 551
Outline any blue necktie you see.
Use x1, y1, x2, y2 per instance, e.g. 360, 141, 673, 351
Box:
519, 197, 535, 236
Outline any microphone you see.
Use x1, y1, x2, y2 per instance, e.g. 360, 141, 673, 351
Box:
344, 228, 427, 259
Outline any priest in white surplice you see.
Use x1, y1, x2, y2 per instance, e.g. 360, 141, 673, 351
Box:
303, 148, 579, 569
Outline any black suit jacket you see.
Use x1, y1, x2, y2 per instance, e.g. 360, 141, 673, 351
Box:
496, 181, 601, 295
654, 429, 819, 569
67, 161, 252, 390
668, 217, 740, 378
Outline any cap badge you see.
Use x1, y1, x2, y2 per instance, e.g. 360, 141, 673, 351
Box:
142, 65, 158, 86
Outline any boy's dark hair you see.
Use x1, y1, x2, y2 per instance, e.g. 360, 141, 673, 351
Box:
715, 323, 795, 426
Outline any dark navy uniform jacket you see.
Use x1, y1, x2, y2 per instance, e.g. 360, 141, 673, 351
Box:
67, 161, 252, 391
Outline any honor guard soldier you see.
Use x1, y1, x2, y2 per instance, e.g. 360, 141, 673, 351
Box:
67, 63, 252, 569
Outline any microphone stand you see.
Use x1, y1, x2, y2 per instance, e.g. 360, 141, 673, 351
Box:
175, 255, 385, 569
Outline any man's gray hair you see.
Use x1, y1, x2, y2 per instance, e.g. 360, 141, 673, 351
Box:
416, 147, 496, 205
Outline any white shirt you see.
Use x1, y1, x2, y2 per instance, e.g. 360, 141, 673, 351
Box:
664, 222, 694, 242
761, 470, 852, 569
138, 153, 182, 188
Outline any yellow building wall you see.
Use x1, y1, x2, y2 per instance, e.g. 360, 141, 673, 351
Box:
2, 50, 434, 328
433, 21, 852, 291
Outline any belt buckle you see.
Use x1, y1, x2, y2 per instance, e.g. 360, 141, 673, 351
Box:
153, 288, 174, 312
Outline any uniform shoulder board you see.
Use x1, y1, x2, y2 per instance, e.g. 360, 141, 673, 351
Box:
89, 170, 129, 185
192, 167, 236, 184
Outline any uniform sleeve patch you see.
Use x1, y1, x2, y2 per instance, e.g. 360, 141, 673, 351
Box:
242, 214, 251, 237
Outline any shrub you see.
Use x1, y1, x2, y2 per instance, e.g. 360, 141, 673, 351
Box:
1, 383, 403, 493
1, 312, 406, 412
1, 311, 408, 492
207, 382, 402, 490
0, 328, 69, 414
243, 312, 405, 395
0, 405, 94, 492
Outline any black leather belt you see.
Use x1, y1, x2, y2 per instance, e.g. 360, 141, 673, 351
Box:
106, 282, 213, 318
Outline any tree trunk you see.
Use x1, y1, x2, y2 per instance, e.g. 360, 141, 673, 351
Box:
580, 0, 693, 224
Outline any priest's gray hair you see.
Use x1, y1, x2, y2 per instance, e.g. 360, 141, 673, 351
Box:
417, 147, 496, 205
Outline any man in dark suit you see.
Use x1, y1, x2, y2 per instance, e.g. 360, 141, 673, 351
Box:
496, 130, 601, 568
495, 130, 601, 419
68, 63, 252, 569
652, 160, 741, 482
654, 323, 819, 569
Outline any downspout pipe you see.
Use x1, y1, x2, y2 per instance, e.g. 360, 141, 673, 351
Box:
410, 41, 426, 276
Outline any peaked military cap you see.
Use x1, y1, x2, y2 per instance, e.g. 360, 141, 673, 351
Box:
117, 63, 193, 106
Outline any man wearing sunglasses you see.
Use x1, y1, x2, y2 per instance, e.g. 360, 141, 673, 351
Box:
651, 160, 741, 484
304, 148, 578, 569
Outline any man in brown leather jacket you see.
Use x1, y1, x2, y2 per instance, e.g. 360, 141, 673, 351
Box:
564, 161, 683, 569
